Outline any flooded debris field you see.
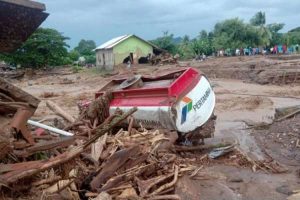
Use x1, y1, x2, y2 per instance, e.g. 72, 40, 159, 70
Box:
0, 55, 299, 200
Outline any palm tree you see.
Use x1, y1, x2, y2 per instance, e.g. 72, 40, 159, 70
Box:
250, 11, 271, 47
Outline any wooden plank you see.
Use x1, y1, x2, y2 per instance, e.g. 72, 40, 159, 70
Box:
0, 78, 40, 110
0, 108, 137, 185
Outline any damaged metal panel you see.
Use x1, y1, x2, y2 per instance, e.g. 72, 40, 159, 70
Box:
0, 0, 48, 53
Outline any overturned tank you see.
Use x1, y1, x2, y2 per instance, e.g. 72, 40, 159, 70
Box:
96, 68, 216, 143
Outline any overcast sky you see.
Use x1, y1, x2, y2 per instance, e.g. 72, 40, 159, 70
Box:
39, 0, 300, 48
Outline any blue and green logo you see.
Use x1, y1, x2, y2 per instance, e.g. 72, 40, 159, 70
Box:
181, 96, 192, 124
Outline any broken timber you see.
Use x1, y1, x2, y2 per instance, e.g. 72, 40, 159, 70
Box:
0, 107, 137, 185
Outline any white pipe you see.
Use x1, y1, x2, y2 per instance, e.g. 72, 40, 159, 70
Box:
27, 119, 74, 136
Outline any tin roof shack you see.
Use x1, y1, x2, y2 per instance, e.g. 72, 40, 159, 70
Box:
95, 34, 160, 70
0, 0, 48, 52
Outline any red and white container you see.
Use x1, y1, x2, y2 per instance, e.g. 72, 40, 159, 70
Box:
96, 67, 215, 134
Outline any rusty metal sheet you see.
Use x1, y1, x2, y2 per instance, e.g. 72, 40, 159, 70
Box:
0, 0, 48, 53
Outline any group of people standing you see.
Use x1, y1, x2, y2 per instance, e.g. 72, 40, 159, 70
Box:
217, 44, 299, 57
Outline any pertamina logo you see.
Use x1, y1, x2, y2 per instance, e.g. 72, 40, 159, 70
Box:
181, 96, 192, 124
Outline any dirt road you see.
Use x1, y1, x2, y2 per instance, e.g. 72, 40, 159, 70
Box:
14, 55, 300, 200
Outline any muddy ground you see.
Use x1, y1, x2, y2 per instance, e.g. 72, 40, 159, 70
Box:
12, 55, 300, 200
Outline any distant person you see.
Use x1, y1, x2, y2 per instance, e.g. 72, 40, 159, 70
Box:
235, 48, 240, 56
262, 48, 267, 55
252, 47, 256, 55
201, 53, 206, 61
282, 45, 287, 54
240, 48, 244, 56
127, 60, 131, 69
220, 50, 224, 57
274, 45, 278, 54
278, 45, 283, 54
249, 47, 253, 56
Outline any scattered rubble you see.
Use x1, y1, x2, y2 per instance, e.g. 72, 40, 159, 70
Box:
150, 53, 179, 65
251, 105, 300, 166
0, 78, 291, 199
189, 55, 300, 85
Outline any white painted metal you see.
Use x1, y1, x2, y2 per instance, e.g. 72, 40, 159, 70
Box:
109, 76, 215, 133
174, 76, 215, 132
27, 120, 74, 136
95, 35, 131, 50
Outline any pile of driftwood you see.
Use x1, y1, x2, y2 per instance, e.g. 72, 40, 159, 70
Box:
150, 53, 179, 66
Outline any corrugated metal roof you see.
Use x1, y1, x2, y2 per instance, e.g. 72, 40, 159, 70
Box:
95, 34, 160, 51
95, 35, 131, 50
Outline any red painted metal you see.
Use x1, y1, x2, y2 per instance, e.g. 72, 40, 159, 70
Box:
96, 68, 203, 107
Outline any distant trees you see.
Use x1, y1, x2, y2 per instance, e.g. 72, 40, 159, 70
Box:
177, 35, 194, 59
212, 18, 260, 49
250, 11, 266, 26
150, 31, 178, 54
0, 27, 98, 68
284, 27, 300, 46
190, 30, 214, 56
267, 23, 285, 46
151, 11, 300, 58
71, 39, 96, 64
0, 28, 70, 68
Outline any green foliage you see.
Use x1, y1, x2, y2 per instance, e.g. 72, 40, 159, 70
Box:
177, 35, 194, 59
284, 32, 300, 46
250, 11, 266, 26
267, 23, 285, 46
191, 34, 214, 56
289, 27, 300, 33
284, 27, 300, 47
150, 31, 178, 54
212, 18, 260, 49
72, 65, 84, 73
256, 26, 272, 46
74, 39, 96, 56
149, 11, 292, 58
71, 39, 96, 64
0, 28, 70, 68
267, 23, 285, 33
68, 49, 80, 62
85, 54, 96, 64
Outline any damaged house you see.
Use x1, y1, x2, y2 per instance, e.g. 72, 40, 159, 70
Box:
95, 34, 161, 70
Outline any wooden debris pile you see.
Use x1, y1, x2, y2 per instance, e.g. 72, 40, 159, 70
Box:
150, 53, 179, 65
0, 84, 290, 199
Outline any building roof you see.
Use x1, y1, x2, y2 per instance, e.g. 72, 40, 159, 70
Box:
95, 34, 160, 50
